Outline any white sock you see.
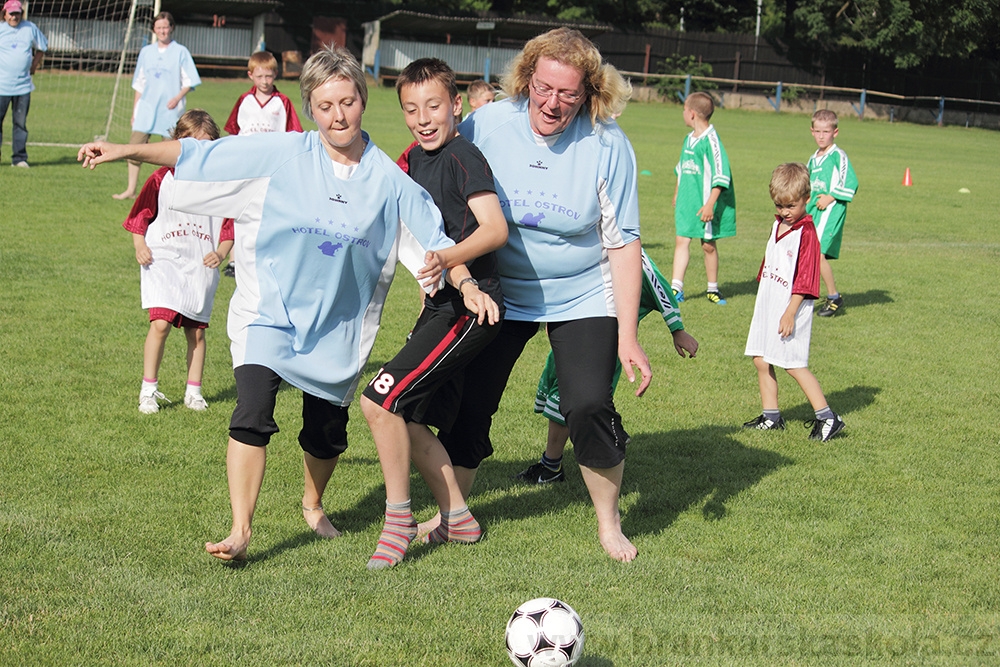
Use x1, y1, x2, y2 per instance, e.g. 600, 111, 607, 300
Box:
185, 382, 202, 398
671, 279, 684, 292
708, 282, 719, 293
141, 379, 158, 396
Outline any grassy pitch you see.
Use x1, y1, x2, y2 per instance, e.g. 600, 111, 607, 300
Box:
1, 80, 1000, 665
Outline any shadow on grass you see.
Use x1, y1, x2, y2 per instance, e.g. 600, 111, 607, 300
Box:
840, 289, 893, 310
781, 384, 881, 424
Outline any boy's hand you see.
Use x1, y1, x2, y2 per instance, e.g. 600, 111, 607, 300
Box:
460, 285, 500, 326
697, 203, 714, 222
135, 245, 152, 266
203, 250, 222, 268
815, 194, 835, 210
671, 330, 699, 358
417, 250, 445, 296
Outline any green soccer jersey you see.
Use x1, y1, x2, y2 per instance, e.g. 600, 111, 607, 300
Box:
674, 125, 737, 240
806, 144, 858, 257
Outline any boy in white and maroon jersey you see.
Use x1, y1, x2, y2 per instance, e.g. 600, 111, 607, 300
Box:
743, 162, 845, 442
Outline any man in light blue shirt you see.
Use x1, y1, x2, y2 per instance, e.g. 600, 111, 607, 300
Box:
0, 0, 47, 167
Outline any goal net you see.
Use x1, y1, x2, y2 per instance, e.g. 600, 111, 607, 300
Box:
26, 0, 156, 146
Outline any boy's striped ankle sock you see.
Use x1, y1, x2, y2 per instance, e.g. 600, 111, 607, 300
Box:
367, 500, 416, 570
424, 506, 482, 544
540, 453, 562, 471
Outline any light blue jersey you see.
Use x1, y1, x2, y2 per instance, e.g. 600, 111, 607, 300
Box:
0, 20, 47, 95
459, 98, 640, 321
131, 41, 201, 137
170, 130, 454, 405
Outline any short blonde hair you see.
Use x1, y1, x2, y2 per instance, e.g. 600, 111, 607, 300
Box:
769, 163, 811, 203
685, 91, 715, 120
501, 27, 632, 125
811, 109, 838, 128
299, 45, 367, 122
248, 51, 278, 74
171, 109, 220, 141
467, 79, 495, 101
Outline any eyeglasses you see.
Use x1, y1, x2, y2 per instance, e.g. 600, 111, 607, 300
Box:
529, 78, 584, 105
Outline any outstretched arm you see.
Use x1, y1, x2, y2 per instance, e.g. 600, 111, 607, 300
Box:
608, 239, 651, 396
78, 140, 182, 170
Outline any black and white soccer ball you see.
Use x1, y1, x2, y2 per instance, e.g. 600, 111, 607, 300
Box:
505, 597, 585, 667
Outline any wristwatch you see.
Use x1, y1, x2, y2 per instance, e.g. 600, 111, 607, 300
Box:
458, 277, 479, 296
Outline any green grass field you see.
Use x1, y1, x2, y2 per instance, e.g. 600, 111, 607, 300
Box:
2, 77, 1000, 666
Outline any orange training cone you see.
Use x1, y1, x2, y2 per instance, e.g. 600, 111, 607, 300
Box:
902, 168, 913, 186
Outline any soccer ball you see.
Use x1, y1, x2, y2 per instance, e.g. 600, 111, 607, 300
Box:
505, 597, 585, 667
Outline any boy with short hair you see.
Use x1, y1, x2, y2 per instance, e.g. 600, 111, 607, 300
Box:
807, 109, 858, 317
224, 51, 302, 136
361, 57, 508, 569
671, 91, 736, 305
744, 163, 844, 442
467, 79, 496, 112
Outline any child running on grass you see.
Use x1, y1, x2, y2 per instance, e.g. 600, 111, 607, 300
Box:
124, 109, 233, 414
361, 57, 508, 569
743, 163, 844, 442
671, 91, 736, 305
806, 109, 858, 317
514, 249, 698, 484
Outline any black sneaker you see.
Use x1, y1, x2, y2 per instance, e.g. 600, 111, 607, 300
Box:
706, 291, 728, 305
817, 295, 843, 317
806, 415, 845, 442
513, 461, 565, 484
742, 414, 785, 430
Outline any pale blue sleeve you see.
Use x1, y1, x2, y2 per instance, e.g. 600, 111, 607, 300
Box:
599, 126, 641, 246
178, 45, 201, 89
32, 24, 48, 51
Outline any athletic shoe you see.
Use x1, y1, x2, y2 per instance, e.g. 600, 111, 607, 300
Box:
672, 288, 685, 303
138, 390, 170, 414
184, 394, 208, 411
706, 291, 727, 305
513, 461, 565, 484
223, 263, 236, 278
13, 161, 29, 168
817, 295, 843, 317
806, 415, 845, 442
742, 414, 785, 430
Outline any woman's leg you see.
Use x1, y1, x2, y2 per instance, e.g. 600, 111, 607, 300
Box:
205, 437, 265, 561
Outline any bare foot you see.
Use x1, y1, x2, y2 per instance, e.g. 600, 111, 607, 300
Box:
303, 505, 341, 539
112, 191, 135, 200
416, 512, 441, 540
205, 534, 249, 561
598, 527, 637, 563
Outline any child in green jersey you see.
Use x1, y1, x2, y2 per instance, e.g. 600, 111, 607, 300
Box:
671, 91, 737, 305
807, 109, 858, 317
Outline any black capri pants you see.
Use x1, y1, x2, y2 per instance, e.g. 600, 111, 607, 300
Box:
230, 364, 349, 460
439, 317, 628, 470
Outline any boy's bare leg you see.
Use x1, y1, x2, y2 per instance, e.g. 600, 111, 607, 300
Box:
184, 327, 206, 384
113, 161, 141, 200
302, 452, 340, 538
205, 437, 265, 561
416, 465, 477, 537
579, 462, 636, 563
142, 320, 170, 380
702, 240, 719, 284
786, 366, 828, 411
545, 421, 571, 460
360, 396, 411, 504
409, 424, 465, 513
819, 256, 837, 296
753, 356, 779, 410
671, 235, 692, 285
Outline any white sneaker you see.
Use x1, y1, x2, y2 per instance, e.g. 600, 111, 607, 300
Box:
184, 393, 208, 411
13, 161, 29, 168
138, 390, 169, 414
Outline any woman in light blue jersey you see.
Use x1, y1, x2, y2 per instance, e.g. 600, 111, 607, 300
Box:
435, 27, 652, 563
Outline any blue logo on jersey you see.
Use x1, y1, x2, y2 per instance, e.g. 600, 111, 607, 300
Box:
520, 212, 545, 227
318, 241, 343, 257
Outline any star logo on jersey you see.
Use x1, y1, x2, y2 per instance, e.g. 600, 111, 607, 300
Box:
529, 160, 548, 170
329, 193, 347, 204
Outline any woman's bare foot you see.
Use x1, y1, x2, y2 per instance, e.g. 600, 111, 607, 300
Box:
112, 191, 135, 200
205, 532, 249, 561
303, 505, 341, 539
598, 526, 637, 563
416, 512, 441, 539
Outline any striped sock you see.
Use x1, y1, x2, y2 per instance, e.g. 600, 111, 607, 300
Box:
367, 500, 416, 570
424, 506, 482, 544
